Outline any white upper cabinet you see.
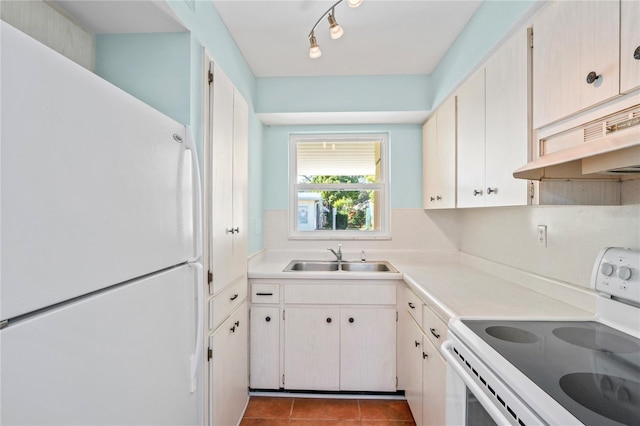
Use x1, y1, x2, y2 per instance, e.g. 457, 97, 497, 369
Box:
532, 1, 620, 129
456, 68, 487, 208
457, 28, 530, 208
484, 28, 530, 207
209, 62, 248, 295
620, 0, 640, 93
422, 96, 456, 209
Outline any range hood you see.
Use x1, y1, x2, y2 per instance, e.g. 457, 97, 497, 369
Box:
514, 104, 640, 180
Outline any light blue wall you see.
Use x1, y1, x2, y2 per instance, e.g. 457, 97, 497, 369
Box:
262, 124, 423, 210
429, 0, 541, 108
256, 75, 430, 114
95, 32, 191, 125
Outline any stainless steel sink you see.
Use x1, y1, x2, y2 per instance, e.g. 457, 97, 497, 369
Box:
284, 261, 340, 272
283, 260, 397, 273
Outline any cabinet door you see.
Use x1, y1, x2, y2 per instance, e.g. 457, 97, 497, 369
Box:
231, 90, 249, 282
621, 0, 640, 93
422, 116, 438, 209
532, 1, 620, 128
250, 306, 280, 389
209, 62, 235, 294
283, 307, 340, 390
456, 69, 486, 208
422, 337, 446, 426
340, 307, 396, 392
404, 318, 424, 426
210, 303, 248, 426
484, 28, 529, 207
435, 96, 457, 209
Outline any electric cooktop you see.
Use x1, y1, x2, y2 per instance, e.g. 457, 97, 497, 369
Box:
462, 319, 640, 425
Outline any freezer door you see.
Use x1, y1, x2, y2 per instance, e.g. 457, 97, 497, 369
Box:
0, 22, 198, 320
1, 264, 201, 425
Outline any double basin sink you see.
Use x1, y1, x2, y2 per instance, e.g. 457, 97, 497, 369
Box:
284, 260, 398, 273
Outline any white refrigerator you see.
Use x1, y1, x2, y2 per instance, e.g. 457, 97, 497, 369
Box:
0, 22, 202, 425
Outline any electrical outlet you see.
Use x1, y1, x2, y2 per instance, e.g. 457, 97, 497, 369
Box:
537, 225, 547, 248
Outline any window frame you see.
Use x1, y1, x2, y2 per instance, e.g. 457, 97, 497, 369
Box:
288, 133, 390, 240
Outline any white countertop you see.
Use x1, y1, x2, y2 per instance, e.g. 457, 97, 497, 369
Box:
248, 250, 595, 324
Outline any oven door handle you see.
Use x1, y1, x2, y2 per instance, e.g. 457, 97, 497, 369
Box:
442, 341, 514, 426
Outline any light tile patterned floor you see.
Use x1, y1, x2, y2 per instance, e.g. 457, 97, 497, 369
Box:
241, 396, 416, 426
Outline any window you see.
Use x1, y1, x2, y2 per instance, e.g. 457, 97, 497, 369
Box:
289, 133, 389, 239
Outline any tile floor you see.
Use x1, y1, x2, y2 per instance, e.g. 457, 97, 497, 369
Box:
240, 396, 416, 426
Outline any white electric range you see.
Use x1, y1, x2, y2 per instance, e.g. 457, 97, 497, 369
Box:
442, 247, 640, 425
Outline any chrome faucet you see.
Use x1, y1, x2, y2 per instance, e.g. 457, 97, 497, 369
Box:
328, 244, 342, 261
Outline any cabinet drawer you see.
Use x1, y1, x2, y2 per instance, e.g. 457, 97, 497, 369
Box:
284, 284, 339, 304
405, 287, 424, 328
423, 305, 447, 350
339, 284, 396, 305
252, 283, 280, 304
210, 278, 247, 331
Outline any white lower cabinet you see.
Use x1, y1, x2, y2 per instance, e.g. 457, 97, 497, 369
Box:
249, 306, 280, 389
405, 316, 425, 426
340, 307, 397, 391
283, 306, 340, 390
400, 285, 448, 426
422, 336, 446, 426
209, 302, 248, 426
249, 280, 398, 393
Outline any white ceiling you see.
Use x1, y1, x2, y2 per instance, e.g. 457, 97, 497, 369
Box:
213, 0, 483, 77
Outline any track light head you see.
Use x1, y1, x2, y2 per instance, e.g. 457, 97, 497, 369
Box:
309, 33, 322, 58
327, 13, 344, 39
347, 0, 363, 7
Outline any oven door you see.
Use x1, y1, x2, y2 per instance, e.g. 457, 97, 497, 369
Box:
441, 339, 545, 426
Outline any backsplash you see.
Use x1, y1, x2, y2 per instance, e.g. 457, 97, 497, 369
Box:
262, 203, 640, 290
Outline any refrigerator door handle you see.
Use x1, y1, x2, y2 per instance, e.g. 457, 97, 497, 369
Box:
185, 126, 203, 262
189, 262, 203, 393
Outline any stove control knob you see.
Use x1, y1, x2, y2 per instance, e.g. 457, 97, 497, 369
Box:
600, 263, 614, 277
617, 266, 632, 281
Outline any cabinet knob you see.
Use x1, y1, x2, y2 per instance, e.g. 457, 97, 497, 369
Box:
226, 227, 235, 234
265, 316, 271, 322
430, 328, 441, 339
408, 302, 415, 309
348, 317, 355, 323
230, 325, 236, 333
436, 195, 442, 201
473, 189, 483, 196
486, 187, 497, 195
326, 317, 332, 323
422, 352, 429, 359
586, 71, 600, 84
414, 340, 420, 347
634, 46, 640, 60
233, 227, 240, 234
430, 196, 435, 201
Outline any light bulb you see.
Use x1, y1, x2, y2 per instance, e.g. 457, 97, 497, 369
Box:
327, 13, 344, 39
347, 0, 363, 7
309, 45, 322, 58
309, 33, 322, 58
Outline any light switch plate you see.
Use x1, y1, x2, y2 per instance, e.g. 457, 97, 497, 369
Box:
537, 225, 547, 248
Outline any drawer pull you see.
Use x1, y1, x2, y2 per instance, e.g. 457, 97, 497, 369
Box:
256, 292, 274, 296
230, 294, 239, 301
408, 302, 415, 309
348, 317, 355, 323
415, 340, 420, 347
430, 328, 441, 339
326, 317, 332, 323
265, 316, 271, 322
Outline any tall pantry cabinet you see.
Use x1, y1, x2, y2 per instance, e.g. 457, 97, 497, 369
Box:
205, 61, 249, 426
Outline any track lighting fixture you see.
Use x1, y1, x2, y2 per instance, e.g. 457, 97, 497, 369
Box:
307, 0, 363, 59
